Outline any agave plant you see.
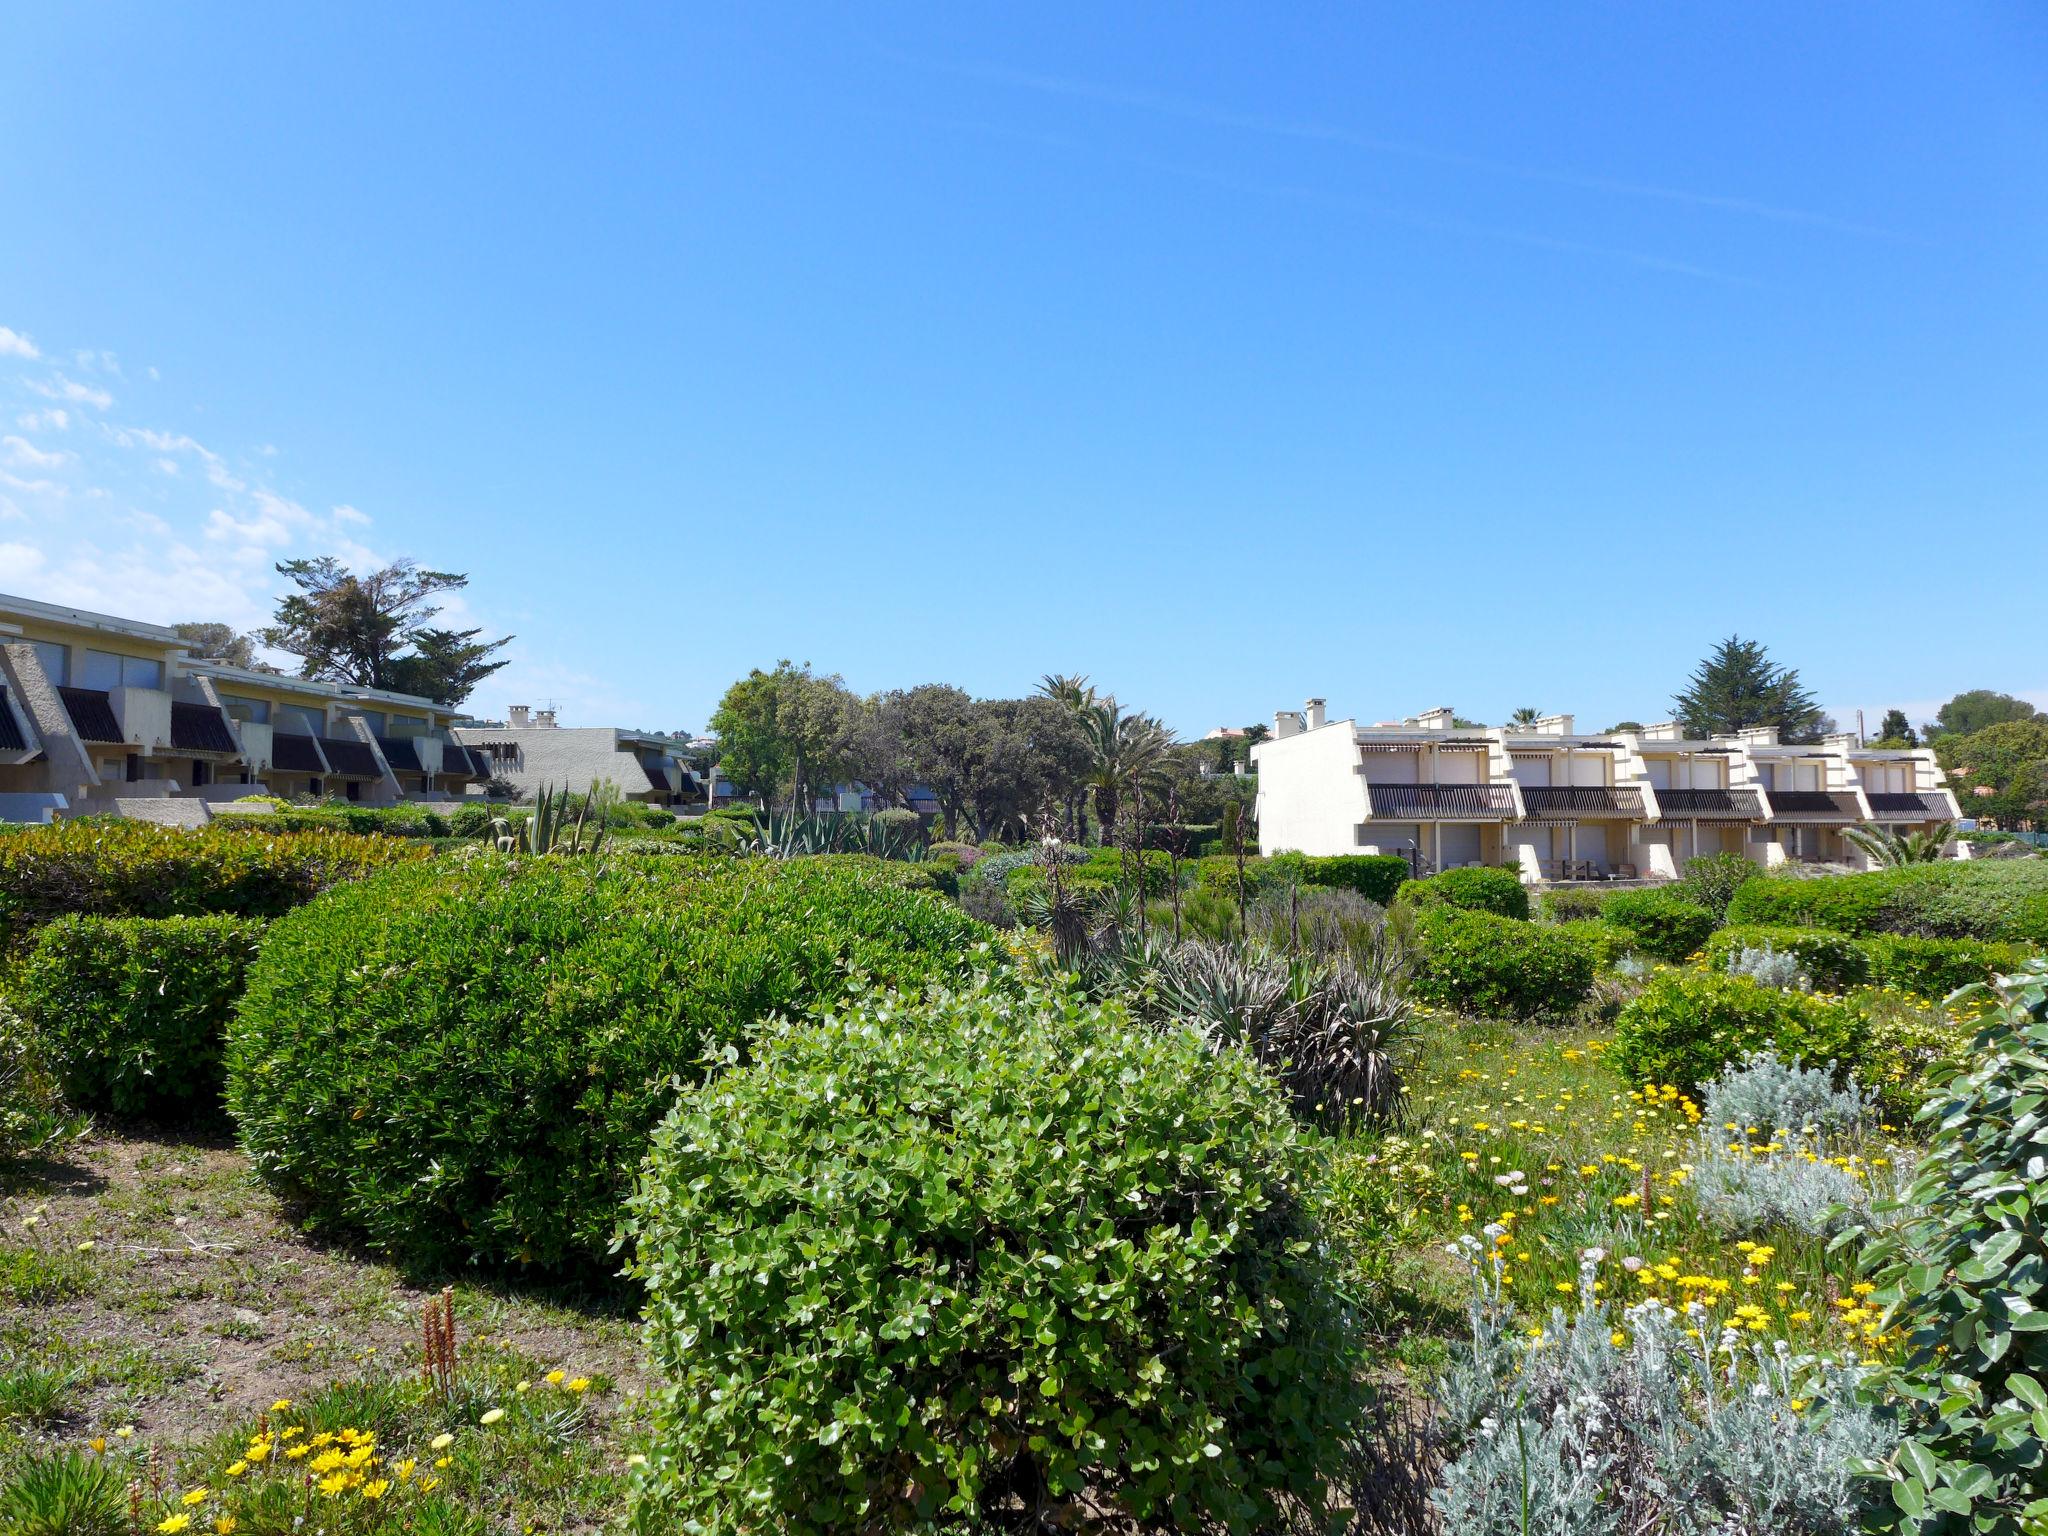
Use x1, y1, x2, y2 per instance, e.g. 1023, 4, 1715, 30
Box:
491, 783, 607, 857
743, 808, 927, 862
1843, 820, 1955, 867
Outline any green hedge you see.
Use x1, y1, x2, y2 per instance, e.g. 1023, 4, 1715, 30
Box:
1395, 867, 1530, 920
0, 821, 429, 948
1702, 925, 1870, 993
1554, 918, 1644, 968
227, 856, 989, 1273
1407, 908, 1594, 1021
15, 915, 263, 1118
626, 981, 1369, 1535
1857, 933, 2037, 999
1075, 847, 1175, 896
1723, 862, 2048, 945
1540, 887, 1608, 923
1295, 855, 1410, 906
1598, 888, 1717, 963
1609, 971, 1865, 1089
230, 802, 454, 838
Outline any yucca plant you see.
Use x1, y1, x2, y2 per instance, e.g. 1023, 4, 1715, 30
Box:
743, 808, 926, 862
1843, 820, 1955, 867
0, 1450, 129, 1536
490, 783, 607, 857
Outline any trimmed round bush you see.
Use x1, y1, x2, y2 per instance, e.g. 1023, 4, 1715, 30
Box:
1599, 888, 1717, 963
1295, 854, 1410, 906
1855, 933, 2037, 1000
1723, 862, 2048, 944
1407, 908, 1594, 1020
1540, 887, 1608, 923
626, 981, 1370, 1535
1554, 918, 1643, 969
1396, 866, 1530, 920
227, 855, 990, 1273
1609, 971, 1866, 1089
1702, 924, 1870, 994
14, 914, 263, 1118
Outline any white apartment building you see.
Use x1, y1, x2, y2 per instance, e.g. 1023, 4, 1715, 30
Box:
1251, 699, 1962, 883
452, 705, 701, 806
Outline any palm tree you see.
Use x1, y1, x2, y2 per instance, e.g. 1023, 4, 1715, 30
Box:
1038, 676, 1172, 847
1510, 706, 1542, 728
1843, 821, 1955, 868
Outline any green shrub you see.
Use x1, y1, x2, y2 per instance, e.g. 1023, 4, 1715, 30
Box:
1724, 861, 2048, 944
1396, 867, 1530, 920
1849, 989, 1977, 1124
1671, 851, 1759, 919
1703, 925, 1870, 993
1407, 908, 1594, 1021
1852, 962, 2048, 1529
14, 915, 262, 1119
0, 1003, 67, 1164
927, 840, 983, 869
1074, 847, 1174, 896
1600, 888, 1717, 963
1541, 887, 1608, 922
1554, 918, 1644, 968
0, 820, 428, 946
244, 801, 454, 838
1296, 854, 1410, 906
921, 850, 963, 897
1609, 971, 1866, 1089
1192, 855, 1287, 905
227, 856, 989, 1273
1856, 933, 2037, 1000
626, 980, 1370, 1535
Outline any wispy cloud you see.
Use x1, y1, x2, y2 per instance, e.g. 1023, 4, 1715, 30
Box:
889, 52, 1903, 244
27, 374, 114, 411
15, 409, 70, 432
3, 436, 72, 470
0, 328, 40, 361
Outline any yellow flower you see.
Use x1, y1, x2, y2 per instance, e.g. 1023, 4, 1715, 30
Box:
317, 1473, 350, 1496
1610, 1331, 1628, 1348
89, 1437, 107, 1454
116, 1426, 135, 1440
429, 1433, 455, 1451
284, 1445, 310, 1460
480, 1408, 506, 1426
360, 1480, 391, 1501
309, 1451, 346, 1475
182, 1488, 210, 1506
224, 1461, 247, 1478
157, 1519, 191, 1535
270, 1399, 292, 1412
213, 1520, 238, 1535
566, 1378, 591, 1394
397, 1459, 417, 1481
545, 1370, 566, 1386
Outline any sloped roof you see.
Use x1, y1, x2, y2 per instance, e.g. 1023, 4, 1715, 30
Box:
58, 688, 124, 743
170, 701, 238, 755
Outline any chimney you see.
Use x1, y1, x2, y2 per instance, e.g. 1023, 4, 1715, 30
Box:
1823, 731, 1860, 752
1273, 709, 1304, 740
1535, 713, 1575, 735
1643, 721, 1683, 741
1409, 706, 1455, 731
1304, 697, 1326, 731
508, 704, 531, 728
1737, 725, 1780, 746
535, 708, 557, 728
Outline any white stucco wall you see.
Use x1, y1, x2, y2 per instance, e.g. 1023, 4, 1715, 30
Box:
1251, 722, 1370, 856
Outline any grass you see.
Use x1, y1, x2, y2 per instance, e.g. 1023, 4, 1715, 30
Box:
1329, 996, 1942, 1376
0, 1130, 644, 1532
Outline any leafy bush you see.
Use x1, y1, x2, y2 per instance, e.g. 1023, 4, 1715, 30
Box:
1852, 961, 2048, 1531
1552, 918, 1642, 968
1852, 990, 1978, 1123
1599, 888, 1717, 963
0, 1003, 67, 1165
1726, 943, 1810, 992
1434, 1242, 1892, 1534
1608, 972, 1866, 1090
1704, 925, 1870, 993
1540, 886, 1608, 922
1076, 846, 1174, 896
956, 876, 1015, 928
1396, 866, 1529, 920
0, 1450, 129, 1535
14, 915, 263, 1118
1245, 885, 1384, 958
243, 801, 454, 838
626, 980, 1371, 1535
1725, 861, 2048, 944
1671, 850, 1759, 919
228, 856, 990, 1273
1295, 854, 1410, 906
928, 840, 983, 869
1408, 908, 1594, 1021
0, 821, 428, 946
1856, 932, 2036, 1000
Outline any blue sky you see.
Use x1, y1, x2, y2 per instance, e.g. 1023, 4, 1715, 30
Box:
2, 5, 2043, 737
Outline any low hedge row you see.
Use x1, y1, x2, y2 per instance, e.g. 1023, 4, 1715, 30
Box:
1609, 971, 1865, 1090
14, 914, 262, 1118
1407, 907, 1595, 1021
226, 855, 991, 1273
0, 821, 429, 947
1704, 924, 2036, 999
1723, 862, 2048, 945
627, 981, 1369, 1534
1396, 867, 1529, 920
1598, 888, 1717, 963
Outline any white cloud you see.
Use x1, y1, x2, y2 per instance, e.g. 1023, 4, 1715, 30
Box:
332, 503, 371, 525
27, 375, 113, 411
0, 469, 66, 498
0, 327, 39, 360
0, 542, 49, 582
154, 458, 180, 476
16, 409, 70, 432
3, 436, 72, 470
147, 366, 161, 382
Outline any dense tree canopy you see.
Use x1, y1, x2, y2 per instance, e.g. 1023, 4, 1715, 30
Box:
1671, 636, 1826, 742
1936, 719, 2048, 827
257, 558, 511, 706
1875, 708, 1917, 748
1926, 690, 2040, 740
173, 621, 267, 671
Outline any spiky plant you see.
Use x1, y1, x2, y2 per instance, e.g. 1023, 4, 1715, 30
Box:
1843, 820, 1955, 867
491, 783, 607, 857
0, 1451, 129, 1536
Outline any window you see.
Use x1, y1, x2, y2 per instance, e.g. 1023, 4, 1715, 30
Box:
25, 641, 67, 686
81, 649, 163, 690
386, 715, 427, 738
220, 694, 271, 724
191, 759, 211, 787
352, 709, 387, 735
278, 706, 325, 738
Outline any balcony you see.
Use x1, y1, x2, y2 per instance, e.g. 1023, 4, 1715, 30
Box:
58, 687, 126, 744
1866, 792, 1950, 820
270, 733, 328, 775
1764, 790, 1862, 822
1366, 783, 1518, 819
1519, 786, 1645, 819
320, 737, 382, 779
1657, 788, 1764, 819
169, 701, 239, 756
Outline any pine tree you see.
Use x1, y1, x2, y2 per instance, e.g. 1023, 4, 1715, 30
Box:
1671, 636, 1825, 742
1876, 708, 1917, 747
